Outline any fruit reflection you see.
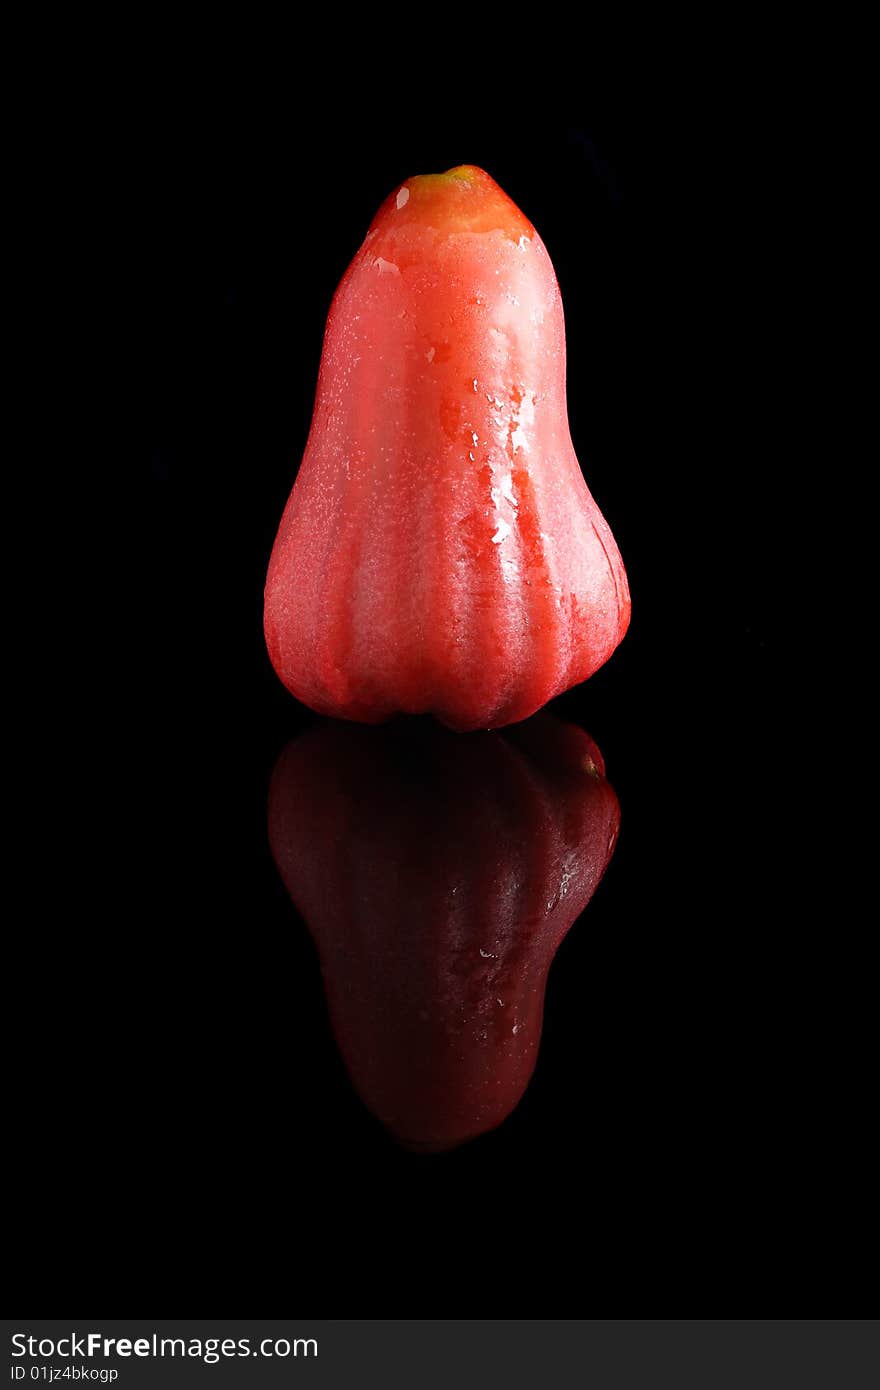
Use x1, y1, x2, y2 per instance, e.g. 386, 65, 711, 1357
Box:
268, 715, 620, 1151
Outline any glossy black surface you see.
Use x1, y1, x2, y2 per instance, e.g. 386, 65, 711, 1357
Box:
18, 107, 850, 1312
268, 715, 621, 1153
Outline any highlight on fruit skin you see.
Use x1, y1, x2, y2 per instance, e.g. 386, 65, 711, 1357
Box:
268, 714, 621, 1152
264, 165, 630, 731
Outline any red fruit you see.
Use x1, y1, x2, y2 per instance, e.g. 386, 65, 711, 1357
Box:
268, 715, 620, 1152
265, 165, 629, 731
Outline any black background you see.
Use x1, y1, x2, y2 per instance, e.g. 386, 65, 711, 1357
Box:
14, 94, 863, 1313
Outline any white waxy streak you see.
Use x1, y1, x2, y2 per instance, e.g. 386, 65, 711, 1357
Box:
511, 390, 536, 453
492, 520, 512, 545
491, 475, 517, 511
